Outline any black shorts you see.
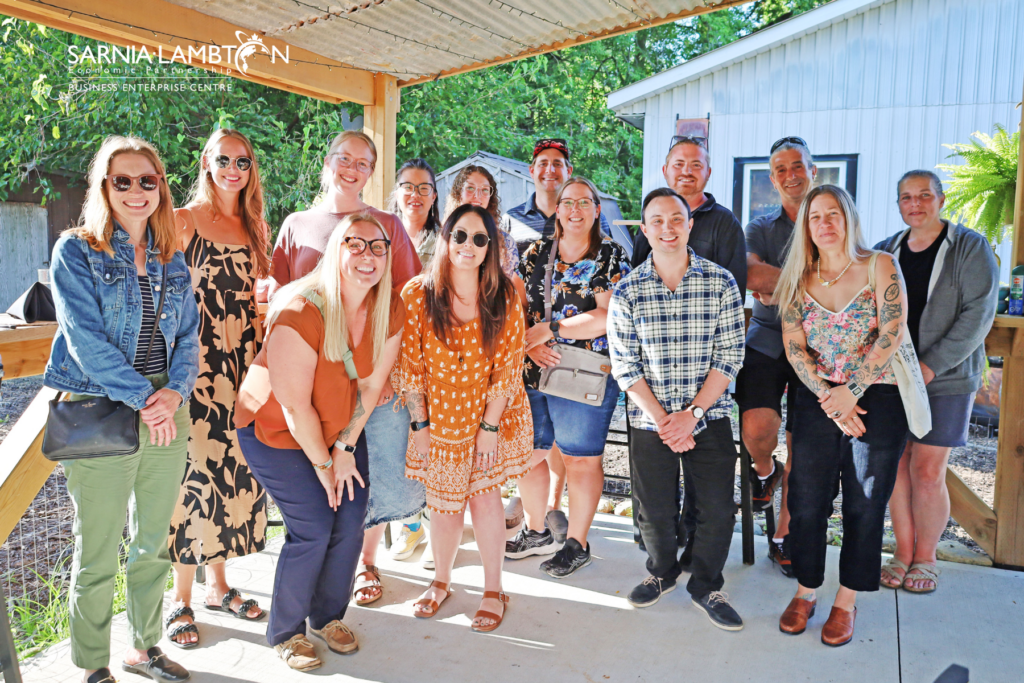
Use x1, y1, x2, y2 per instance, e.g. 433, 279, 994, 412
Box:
735, 346, 797, 432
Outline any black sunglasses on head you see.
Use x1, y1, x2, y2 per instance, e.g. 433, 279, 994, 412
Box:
770, 136, 808, 154
451, 229, 489, 248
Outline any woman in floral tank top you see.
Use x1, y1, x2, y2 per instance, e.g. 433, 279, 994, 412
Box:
774, 186, 912, 647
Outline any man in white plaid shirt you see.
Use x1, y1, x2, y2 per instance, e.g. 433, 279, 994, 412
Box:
608, 187, 746, 631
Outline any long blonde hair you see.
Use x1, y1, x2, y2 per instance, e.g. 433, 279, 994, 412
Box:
187, 128, 271, 278
318, 130, 377, 200
266, 213, 393, 365
775, 185, 873, 313
67, 136, 177, 263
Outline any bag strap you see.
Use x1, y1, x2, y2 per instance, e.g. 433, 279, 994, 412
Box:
867, 251, 880, 290
140, 263, 168, 372
542, 239, 559, 324
300, 289, 358, 380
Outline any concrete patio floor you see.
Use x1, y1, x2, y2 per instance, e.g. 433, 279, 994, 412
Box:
18, 512, 1024, 683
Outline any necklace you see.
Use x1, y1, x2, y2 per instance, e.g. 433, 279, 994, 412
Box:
817, 257, 853, 288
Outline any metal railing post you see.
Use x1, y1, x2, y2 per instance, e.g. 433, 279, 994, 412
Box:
0, 591, 24, 683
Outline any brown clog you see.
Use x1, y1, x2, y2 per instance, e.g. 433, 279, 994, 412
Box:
821, 606, 857, 647
779, 597, 816, 635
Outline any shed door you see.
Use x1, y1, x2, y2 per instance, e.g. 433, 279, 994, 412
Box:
0, 202, 49, 310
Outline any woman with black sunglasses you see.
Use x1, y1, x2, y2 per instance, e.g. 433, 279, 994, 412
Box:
394, 204, 532, 632
164, 129, 272, 647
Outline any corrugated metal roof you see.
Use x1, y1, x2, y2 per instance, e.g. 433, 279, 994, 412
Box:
164, 0, 729, 83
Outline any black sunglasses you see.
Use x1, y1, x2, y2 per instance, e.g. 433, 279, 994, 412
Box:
770, 136, 808, 154
669, 134, 708, 150
105, 174, 162, 192
451, 229, 489, 248
212, 154, 253, 171
344, 236, 390, 257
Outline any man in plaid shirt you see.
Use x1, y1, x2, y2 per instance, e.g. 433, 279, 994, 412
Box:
608, 187, 746, 631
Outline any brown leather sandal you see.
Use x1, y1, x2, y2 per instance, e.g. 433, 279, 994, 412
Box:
354, 565, 383, 606
471, 591, 510, 633
413, 580, 451, 618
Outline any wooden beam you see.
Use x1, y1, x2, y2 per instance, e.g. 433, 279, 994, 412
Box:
0, 0, 375, 105
363, 74, 399, 212
946, 467, 997, 557
0, 389, 57, 544
993, 76, 1024, 567
397, 0, 750, 88
0, 324, 57, 379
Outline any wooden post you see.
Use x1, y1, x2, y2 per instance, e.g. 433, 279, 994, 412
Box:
0, 390, 57, 544
362, 74, 400, 211
993, 80, 1024, 567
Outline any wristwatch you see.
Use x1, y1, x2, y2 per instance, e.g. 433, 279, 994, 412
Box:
847, 381, 865, 399
410, 420, 430, 432
549, 320, 561, 338
687, 404, 705, 420
334, 441, 356, 454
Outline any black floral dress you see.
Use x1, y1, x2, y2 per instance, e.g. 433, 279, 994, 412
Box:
518, 238, 630, 389
168, 232, 267, 564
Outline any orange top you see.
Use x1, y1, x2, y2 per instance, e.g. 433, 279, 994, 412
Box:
234, 290, 405, 450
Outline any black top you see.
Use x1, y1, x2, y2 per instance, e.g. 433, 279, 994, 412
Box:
744, 207, 796, 358
134, 274, 169, 375
631, 192, 747, 293
899, 224, 947, 351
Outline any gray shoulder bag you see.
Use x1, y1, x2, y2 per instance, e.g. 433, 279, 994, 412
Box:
534, 240, 612, 406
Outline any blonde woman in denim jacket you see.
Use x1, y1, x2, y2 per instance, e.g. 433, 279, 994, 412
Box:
44, 136, 199, 683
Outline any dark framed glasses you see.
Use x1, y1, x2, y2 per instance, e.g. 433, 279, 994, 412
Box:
344, 236, 390, 257
105, 174, 162, 192
770, 136, 808, 154
669, 134, 708, 150
398, 181, 435, 196
451, 229, 489, 248
212, 154, 253, 171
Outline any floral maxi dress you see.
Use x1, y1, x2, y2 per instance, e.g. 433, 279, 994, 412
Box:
394, 278, 533, 514
168, 233, 267, 564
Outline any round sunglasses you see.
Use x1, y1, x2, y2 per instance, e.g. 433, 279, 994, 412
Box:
211, 154, 253, 171
105, 174, 162, 192
451, 229, 489, 248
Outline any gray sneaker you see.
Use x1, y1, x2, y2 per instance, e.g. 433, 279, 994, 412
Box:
505, 528, 555, 559
545, 509, 569, 544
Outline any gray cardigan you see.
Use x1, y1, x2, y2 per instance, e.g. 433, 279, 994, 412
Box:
875, 221, 999, 396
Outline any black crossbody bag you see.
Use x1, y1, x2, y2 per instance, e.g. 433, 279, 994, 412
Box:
42, 265, 169, 461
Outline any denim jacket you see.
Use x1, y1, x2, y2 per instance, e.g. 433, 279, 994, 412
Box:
43, 225, 200, 410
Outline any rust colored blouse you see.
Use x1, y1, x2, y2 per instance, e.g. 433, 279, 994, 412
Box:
234, 291, 405, 450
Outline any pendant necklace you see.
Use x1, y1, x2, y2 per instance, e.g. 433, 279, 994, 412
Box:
817, 257, 852, 288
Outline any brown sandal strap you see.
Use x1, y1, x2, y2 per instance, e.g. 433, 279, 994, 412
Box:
473, 609, 502, 623
414, 598, 439, 613
429, 580, 450, 593
481, 590, 509, 603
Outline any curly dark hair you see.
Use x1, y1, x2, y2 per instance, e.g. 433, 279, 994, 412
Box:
444, 165, 501, 225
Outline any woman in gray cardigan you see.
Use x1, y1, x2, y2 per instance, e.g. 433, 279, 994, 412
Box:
877, 170, 998, 593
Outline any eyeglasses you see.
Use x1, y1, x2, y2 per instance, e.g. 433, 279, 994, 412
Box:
105, 174, 162, 192
770, 136, 809, 154
398, 181, 435, 196
211, 154, 252, 171
332, 153, 373, 175
451, 229, 489, 248
462, 184, 493, 198
558, 198, 595, 211
344, 236, 390, 257
669, 135, 708, 150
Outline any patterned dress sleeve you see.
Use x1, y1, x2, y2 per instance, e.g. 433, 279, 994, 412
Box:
486, 293, 527, 403
393, 279, 427, 394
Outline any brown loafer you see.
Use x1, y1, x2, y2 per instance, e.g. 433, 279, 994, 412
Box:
779, 597, 816, 634
821, 606, 857, 647
310, 619, 358, 654
274, 634, 321, 671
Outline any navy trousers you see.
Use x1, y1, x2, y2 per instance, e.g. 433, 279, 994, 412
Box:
237, 426, 369, 646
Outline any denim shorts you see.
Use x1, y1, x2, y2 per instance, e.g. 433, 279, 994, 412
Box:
363, 395, 425, 528
908, 392, 975, 448
526, 375, 620, 457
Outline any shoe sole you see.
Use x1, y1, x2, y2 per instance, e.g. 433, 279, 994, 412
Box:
627, 582, 675, 608
391, 534, 425, 561
691, 599, 744, 631
821, 635, 853, 647
422, 559, 435, 569
541, 554, 592, 579
310, 629, 359, 654
505, 543, 556, 560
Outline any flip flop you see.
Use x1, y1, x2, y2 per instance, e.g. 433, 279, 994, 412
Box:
879, 557, 909, 589
205, 587, 266, 620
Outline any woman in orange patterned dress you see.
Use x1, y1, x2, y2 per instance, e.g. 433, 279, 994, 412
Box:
394, 204, 532, 633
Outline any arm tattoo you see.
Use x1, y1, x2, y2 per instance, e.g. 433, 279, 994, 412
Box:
781, 301, 803, 334
884, 283, 900, 302
877, 335, 892, 349
880, 301, 902, 326
786, 339, 830, 395
340, 388, 365, 441
406, 392, 428, 422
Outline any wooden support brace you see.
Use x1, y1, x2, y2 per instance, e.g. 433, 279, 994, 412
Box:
0, 324, 57, 380
946, 467, 997, 557
0, 389, 58, 544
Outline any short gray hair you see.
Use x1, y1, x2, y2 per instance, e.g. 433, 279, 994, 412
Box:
769, 142, 814, 171
897, 169, 944, 198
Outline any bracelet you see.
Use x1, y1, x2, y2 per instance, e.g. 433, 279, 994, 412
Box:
479, 420, 499, 433
312, 457, 333, 472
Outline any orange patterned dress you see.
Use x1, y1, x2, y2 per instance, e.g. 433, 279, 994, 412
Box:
395, 278, 533, 514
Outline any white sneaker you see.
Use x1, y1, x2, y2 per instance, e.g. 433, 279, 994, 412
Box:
421, 541, 434, 570
391, 524, 426, 561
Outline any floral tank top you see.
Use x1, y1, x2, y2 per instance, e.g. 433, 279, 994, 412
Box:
801, 285, 896, 385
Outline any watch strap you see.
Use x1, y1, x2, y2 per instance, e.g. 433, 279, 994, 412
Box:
410, 420, 430, 432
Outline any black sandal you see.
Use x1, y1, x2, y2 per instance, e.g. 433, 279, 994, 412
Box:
86, 668, 116, 683
205, 587, 266, 621
164, 605, 199, 649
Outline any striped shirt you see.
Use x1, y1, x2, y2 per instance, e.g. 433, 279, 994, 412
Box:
608, 248, 745, 434
134, 274, 168, 375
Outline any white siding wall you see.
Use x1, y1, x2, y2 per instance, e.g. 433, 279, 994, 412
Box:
633, 0, 1023, 275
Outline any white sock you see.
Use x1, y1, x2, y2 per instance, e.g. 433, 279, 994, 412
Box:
758, 461, 777, 481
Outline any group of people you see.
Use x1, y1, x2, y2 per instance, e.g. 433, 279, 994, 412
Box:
43, 127, 998, 683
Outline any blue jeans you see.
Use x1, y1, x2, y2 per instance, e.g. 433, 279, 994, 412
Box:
363, 396, 426, 528
525, 375, 620, 457
237, 426, 369, 646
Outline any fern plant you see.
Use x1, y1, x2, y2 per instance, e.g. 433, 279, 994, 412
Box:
937, 124, 1019, 247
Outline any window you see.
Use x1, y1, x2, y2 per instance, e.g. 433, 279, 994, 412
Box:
732, 154, 858, 225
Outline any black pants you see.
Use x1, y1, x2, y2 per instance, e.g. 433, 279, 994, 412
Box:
787, 385, 907, 592
631, 419, 736, 598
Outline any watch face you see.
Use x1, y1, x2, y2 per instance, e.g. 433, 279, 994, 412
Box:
691, 406, 704, 419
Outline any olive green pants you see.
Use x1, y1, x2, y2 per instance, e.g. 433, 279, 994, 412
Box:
63, 375, 190, 669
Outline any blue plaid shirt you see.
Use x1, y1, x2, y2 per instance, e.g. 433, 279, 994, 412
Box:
608, 248, 745, 433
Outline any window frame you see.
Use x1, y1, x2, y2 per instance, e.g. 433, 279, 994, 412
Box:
731, 153, 859, 225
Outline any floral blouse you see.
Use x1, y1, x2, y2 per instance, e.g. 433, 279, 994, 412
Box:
518, 238, 630, 389
801, 285, 896, 385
